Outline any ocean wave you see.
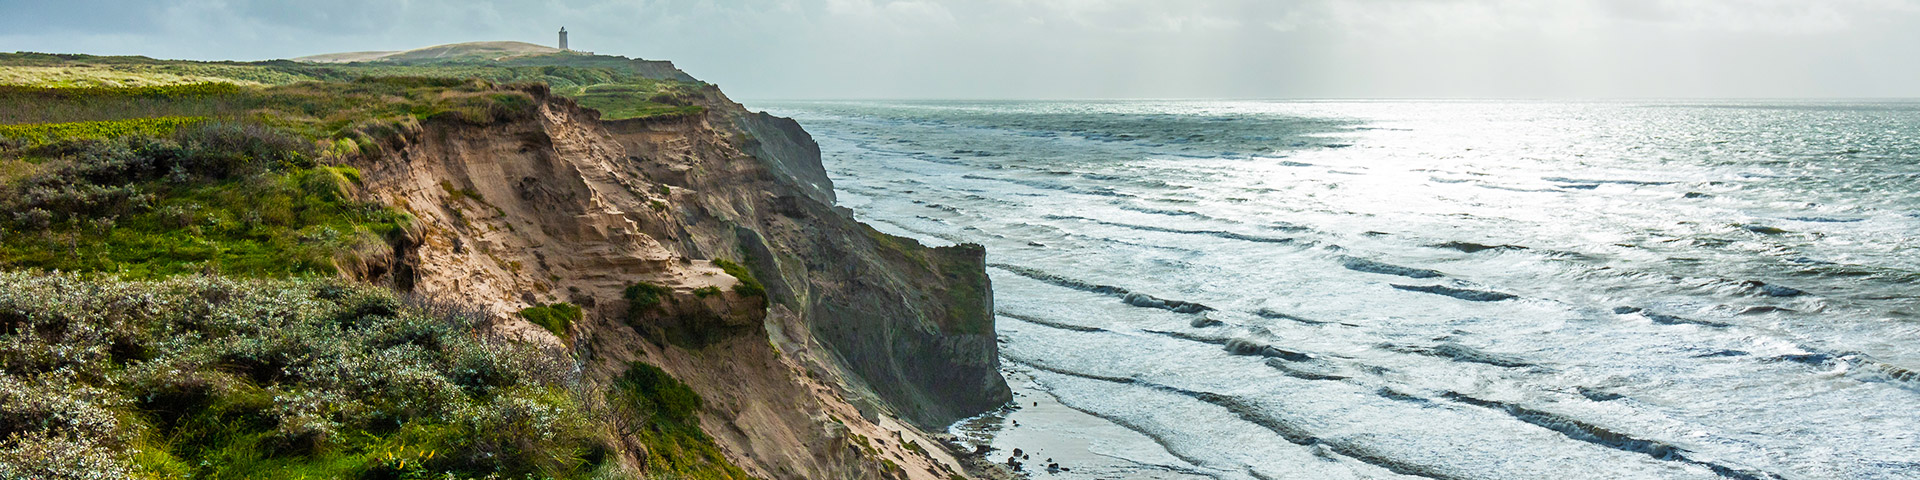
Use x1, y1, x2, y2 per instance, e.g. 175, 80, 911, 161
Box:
1007, 359, 1471, 480
1043, 215, 1299, 244
989, 263, 1214, 314
1440, 393, 1785, 480
1429, 241, 1528, 253
1541, 176, 1678, 186
1382, 342, 1533, 368
1341, 257, 1444, 279
1389, 284, 1518, 302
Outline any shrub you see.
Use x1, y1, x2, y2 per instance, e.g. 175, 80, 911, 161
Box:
519, 302, 583, 338
624, 282, 671, 319
692, 286, 721, 298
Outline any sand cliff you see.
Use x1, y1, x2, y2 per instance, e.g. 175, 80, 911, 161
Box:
345, 83, 1010, 479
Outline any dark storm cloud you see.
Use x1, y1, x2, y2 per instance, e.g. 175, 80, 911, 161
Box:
3, 0, 1919, 99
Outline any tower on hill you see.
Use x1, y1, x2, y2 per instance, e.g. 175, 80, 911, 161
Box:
558, 27, 569, 51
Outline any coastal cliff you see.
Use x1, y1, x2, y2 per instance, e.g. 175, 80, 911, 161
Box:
358, 83, 1011, 477
0, 47, 1008, 479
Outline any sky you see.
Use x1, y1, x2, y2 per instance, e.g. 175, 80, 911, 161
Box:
3, 0, 1920, 99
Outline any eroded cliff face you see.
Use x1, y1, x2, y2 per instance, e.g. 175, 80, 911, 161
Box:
349, 85, 1009, 479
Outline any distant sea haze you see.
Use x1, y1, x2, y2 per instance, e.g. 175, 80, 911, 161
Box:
765, 100, 1920, 480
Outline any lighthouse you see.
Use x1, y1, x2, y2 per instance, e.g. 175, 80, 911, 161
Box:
558, 27, 569, 51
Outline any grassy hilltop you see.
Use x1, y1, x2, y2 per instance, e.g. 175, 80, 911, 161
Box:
0, 46, 753, 480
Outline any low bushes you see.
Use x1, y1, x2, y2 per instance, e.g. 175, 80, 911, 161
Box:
0, 272, 611, 479
624, 282, 671, 319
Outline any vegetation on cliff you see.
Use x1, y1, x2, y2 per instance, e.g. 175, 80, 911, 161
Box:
520, 302, 584, 338
0, 122, 410, 277
609, 363, 754, 480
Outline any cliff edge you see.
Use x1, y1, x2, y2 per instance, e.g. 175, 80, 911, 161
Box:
354, 82, 1012, 477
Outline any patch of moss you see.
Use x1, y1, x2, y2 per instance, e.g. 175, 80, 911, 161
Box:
608, 362, 755, 480
692, 286, 721, 298
711, 258, 765, 300
518, 302, 583, 338
438, 180, 485, 204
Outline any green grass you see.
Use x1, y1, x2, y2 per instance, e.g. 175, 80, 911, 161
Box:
711, 259, 765, 300
0, 78, 539, 141
0, 272, 609, 479
692, 286, 721, 298
624, 282, 672, 318
519, 302, 584, 338
0, 124, 411, 278
1, 52, 710, 124
0, 116, 206, 146
609, 362, 756, 480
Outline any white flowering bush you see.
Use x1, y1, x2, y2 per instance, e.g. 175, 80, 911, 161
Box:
0, 271, 610, 479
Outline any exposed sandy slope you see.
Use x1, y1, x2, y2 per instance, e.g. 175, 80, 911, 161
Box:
350, 86, 1006, 479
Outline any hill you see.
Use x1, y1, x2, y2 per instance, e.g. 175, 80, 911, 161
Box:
292, 41, 566, 63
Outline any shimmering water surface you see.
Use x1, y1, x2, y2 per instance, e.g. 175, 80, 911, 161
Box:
758, 100, 1920, 480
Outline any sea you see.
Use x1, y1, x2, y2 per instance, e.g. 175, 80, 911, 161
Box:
755, 100, 1920, 480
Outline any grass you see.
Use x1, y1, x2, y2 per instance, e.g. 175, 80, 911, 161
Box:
519, 302, 583, 338
624, 282, 672, 319
609, 362, 756, 480
0, 52, 710, 124
0, 65, 264, 87
0, 115, 206, 146
562, 80, 707, 121
692, 286, 721, 298
0, 124, 411, 278
711, 259, 765, 300
0, 272, 609, 479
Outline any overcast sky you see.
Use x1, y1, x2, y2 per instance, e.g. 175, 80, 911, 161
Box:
4, 0, 1919, 99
